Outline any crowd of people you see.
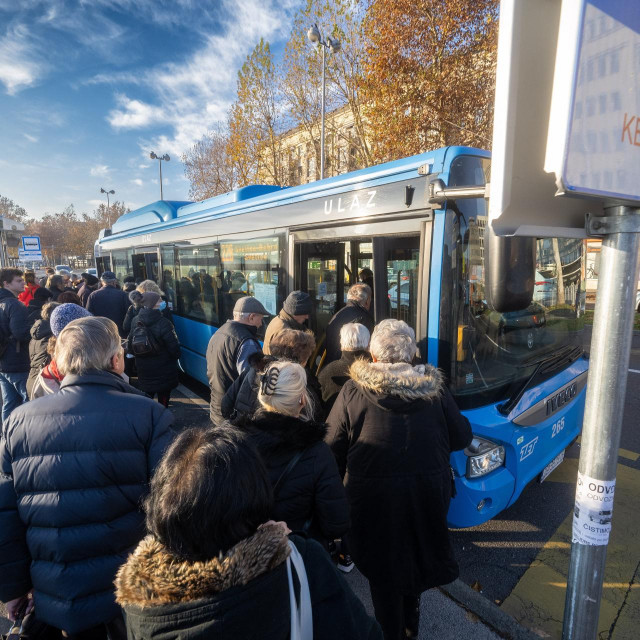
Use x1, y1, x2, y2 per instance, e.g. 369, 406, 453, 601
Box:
0, 267, 472, 640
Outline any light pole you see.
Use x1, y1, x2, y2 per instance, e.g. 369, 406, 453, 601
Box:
100, 188, 115, 226
150, 152, 170, 200
307, 23, 341, 181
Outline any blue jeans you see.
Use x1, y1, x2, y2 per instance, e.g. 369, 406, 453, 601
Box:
0, 371, 29, 427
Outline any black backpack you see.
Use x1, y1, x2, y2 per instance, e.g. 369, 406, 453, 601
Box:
128, 318, 160, 357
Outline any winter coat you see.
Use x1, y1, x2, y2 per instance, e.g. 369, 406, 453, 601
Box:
221, 352, 276, 422
240, 412, 349, 543
206, 321, 261, 425
26, 299, 48, 328
77, 282, 99, 307
318, 349, 371, 413
129, 307, 181, 393
18, 283, 39, 306
123, 301, 173, 334
0, 369, 175, 633
47, 287, 65, 301
86, 285, 131, 335
0, 288, 30, 373
324, 302, 374, 365
263, 310, 307, 355
326, 360, 473, 593
115, 527, 381, 640
27, 318, 53, 398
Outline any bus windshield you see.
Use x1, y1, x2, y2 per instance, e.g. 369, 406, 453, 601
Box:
440, 155, 587, 410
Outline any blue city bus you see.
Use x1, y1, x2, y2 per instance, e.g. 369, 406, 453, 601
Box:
94, 146, 588, 528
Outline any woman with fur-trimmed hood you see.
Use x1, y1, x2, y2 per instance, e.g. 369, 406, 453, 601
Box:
115, 426, 381, 640
326, 319, 472, 640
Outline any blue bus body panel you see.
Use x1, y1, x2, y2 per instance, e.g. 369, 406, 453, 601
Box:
112, 201, 192, 234
447, 358, 588, 528
173, 316, 216, 386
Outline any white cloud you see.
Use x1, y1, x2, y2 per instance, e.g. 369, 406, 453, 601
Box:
138, 163, 150, 169
23, 133, 38, 143
131, 178, 143, 186
95, 0, 297, 157
0, 24, 46, 95
90, 164, 110, 177
87, 199, 104, 207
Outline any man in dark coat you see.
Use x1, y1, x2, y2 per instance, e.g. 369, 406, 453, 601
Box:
206, 296, 269, 425
324, 283, 374, 365
86, 271, 131, 336
326, 319, 472, 640
318, 322, 371, 413
0, 316, 175, 637
263, 290, 312, 354
26, 286, 53, 328
0, 268, 30, 426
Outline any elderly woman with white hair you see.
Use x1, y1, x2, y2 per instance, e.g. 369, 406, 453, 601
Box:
326, 319, 472, 640
318, 322, 371, 413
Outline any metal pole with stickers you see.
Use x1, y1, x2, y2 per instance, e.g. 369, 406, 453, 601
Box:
489, 1, 640, 638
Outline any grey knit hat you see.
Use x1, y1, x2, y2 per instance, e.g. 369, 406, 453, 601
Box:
141, 292, 161, 309
50, 303, 92, 337
283, 291, 312, 316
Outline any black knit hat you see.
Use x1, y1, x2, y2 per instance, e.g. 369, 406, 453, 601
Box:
283, 291, 312, 316
33, 287, 53, 302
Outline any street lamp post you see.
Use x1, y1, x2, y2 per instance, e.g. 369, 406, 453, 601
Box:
150, 152, 170, 200
100, 188, 115, 226
307, 24, 341, 181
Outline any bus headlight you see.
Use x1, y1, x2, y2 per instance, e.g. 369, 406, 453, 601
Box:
465, 437, 505, 478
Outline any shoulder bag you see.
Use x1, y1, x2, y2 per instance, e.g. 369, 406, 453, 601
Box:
287, 540, 313, 640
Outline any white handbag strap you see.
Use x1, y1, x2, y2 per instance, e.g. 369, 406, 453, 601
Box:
286, 540, 313, 640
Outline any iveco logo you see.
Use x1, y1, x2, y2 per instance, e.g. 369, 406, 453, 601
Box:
546, 383, 577, 416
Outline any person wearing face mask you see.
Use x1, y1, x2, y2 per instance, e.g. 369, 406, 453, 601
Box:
128, 292, 181, 407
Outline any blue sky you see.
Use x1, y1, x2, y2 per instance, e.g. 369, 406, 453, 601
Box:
0, 0, 299, 219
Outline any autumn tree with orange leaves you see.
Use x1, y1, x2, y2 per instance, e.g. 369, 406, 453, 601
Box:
361, 0, 498, 163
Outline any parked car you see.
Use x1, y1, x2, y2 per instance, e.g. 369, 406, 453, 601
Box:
55, 264, 72, 272
86, 268, 97, 277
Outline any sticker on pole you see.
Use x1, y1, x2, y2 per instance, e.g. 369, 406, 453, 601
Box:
572, 472, 615, 546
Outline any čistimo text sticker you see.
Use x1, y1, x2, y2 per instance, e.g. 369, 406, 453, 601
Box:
572, 471, 615, 546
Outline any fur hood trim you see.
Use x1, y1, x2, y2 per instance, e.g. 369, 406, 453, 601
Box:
244, 412, 328, 456
115, 524, 290, 608
349, 359, 443, 402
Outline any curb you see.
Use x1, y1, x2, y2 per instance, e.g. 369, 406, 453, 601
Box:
440, 580, 541, 640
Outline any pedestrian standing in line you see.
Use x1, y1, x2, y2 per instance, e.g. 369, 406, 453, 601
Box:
206, 296, 269, 426
263, 290, 312, 354
115, 426, 380, 640
239, 360, 350, 548
319, 323, 371, 413
78, 273, 100, 307
26, 287, 53, 328
324, 283, 374, 366
56, 269, 74, 292
17, 270, 40, 306
326, 319, 472, 640
86, 271, 132, 336
30, 303, 93, 399
69, 273, 82, 291
57, 291, 82, 305
0, 268, 31, 426
128, 292, 181, 407
27, 300, 61, 398
46, 274, 67, 301
0, 316, 175, 639
136, 279, 173, 322
123, 276, 137, 293
39, 267, 54, 288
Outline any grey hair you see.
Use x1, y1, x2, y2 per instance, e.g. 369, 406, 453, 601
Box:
347, 283, 372, 304
340, 323, 370, 352
137, 279, 165, 296
233, 311, 252, 321
55, 316, 122, 376
369, 319, 417, 364
258, 361, 314, 420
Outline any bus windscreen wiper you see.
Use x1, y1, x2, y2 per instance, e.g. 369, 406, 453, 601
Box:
499, 345, 584, 416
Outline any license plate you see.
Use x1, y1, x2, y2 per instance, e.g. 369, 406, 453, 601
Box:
539, 450, 565, 483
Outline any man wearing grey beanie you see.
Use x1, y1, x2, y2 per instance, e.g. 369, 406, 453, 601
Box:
263, 290, 313, 355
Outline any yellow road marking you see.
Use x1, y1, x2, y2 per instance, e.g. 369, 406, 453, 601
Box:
574, 437, 639, 462
501, 462, 640, 639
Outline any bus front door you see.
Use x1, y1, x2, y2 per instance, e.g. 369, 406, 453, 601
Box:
132, 252, 159, 283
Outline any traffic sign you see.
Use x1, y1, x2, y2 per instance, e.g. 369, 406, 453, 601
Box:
21, 236, 41, 252
488, 0, 605, 239
545, 0, 640, 205
18, 249, 43, 262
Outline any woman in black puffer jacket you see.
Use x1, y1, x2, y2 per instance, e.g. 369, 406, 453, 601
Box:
128, 292, 180, 407
27, 301, 60, 398
238, 360, 349, 548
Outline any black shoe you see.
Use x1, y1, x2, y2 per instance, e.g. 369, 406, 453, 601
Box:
337, 553, 354, 573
